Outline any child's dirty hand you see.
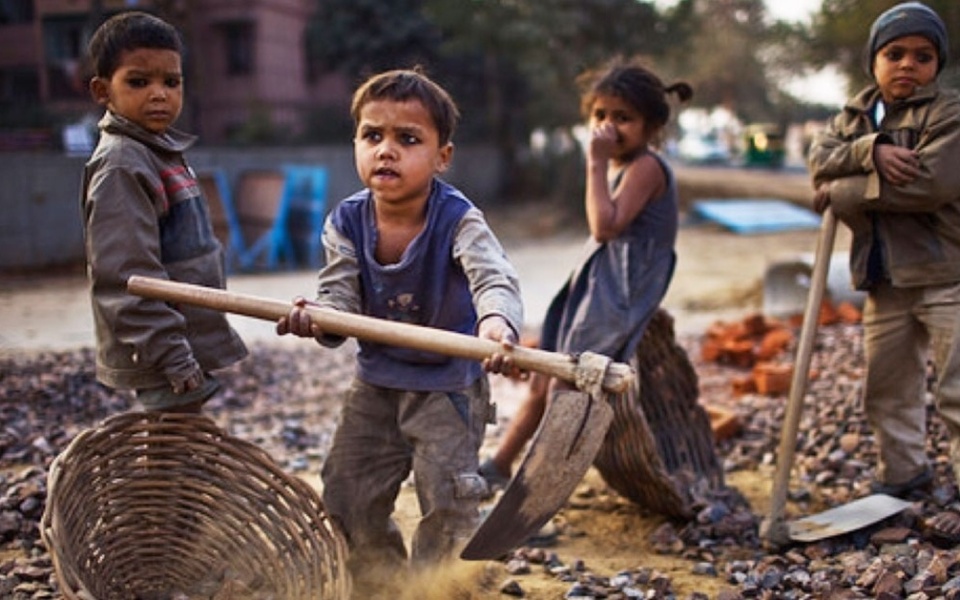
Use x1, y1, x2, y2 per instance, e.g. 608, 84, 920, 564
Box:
172, 368, 204, 394
875, 143, 920, 187
276, 296, 323, 338
479, 315, 525, 379
812, 182, 831, 214
588, 121, 619, 163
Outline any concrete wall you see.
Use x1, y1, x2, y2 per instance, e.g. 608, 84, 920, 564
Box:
0, 144, 503, 272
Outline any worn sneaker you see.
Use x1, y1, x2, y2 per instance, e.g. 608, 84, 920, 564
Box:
478, 458, 511, 494
137, 374, 221, 412
526, 520, 559, 548
871, 466, 933, 500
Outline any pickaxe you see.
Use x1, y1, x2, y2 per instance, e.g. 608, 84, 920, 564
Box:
127, 275, 629, 560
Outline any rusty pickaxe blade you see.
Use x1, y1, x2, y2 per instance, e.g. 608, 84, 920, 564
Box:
460, 389, 613, 560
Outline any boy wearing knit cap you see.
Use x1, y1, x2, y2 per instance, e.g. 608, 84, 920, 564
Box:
808, 2, 960, 546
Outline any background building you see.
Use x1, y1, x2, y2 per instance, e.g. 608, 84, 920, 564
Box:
0, 0, 350, 149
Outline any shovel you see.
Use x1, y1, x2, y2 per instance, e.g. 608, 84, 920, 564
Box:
460, 388, 612, 559
759, 209, 910, 546
127, 276, 625, 556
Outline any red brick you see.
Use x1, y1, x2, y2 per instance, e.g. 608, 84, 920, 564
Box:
818, 299, 840, 326
721, 339, 756, 368
731, 375, 756, 396
753, 362, 794, 395
741, 313, 768, 337
756, 327, 793, 361
836, 301, 862, 324
701, 338, 723, 362
705, 404, 742, 441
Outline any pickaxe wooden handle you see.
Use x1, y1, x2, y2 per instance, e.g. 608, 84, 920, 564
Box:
127, 275, 635, 395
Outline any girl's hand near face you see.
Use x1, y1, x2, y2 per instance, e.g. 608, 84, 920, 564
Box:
588, 121, 619, 164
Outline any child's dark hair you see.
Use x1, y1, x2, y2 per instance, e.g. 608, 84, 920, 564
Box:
350, 67, 460, 146
578, 58, 692, 131
87, 11, 183, 79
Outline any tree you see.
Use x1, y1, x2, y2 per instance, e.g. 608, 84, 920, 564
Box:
805, 0, 960, 94
305, 0, 850, 197
304, 0, 683, 196
425, 0, 679, 196
305, 0, 440, 83
663, 0, 782, 122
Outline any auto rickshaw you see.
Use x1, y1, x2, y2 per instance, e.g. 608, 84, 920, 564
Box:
743, 123, 785, 168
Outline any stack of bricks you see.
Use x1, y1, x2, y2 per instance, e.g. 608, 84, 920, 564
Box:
700, 299, 862, 397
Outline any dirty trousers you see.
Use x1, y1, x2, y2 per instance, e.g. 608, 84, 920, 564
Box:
321, 376, 491, 570
862, 281, 960, 485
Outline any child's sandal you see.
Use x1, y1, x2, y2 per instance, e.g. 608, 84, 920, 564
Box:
924, 503, 960, 548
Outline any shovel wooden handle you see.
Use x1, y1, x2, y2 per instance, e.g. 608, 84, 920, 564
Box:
761, 207, 838, 546
127, 275, 635, 394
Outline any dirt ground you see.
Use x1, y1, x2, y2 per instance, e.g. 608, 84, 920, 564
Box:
375, 447, 773, 599
1, 164, 849, 598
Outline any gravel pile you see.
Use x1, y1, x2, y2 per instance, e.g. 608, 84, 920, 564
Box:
3, 321, 960, 599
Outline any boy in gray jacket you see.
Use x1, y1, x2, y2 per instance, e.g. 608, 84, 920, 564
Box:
82, 11, 246, 412
808, 2, 960, 545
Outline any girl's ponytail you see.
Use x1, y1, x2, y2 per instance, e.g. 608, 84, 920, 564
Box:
666, 82, 693, 103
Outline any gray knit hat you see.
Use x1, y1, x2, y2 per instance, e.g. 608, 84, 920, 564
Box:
864, 2, 949, 77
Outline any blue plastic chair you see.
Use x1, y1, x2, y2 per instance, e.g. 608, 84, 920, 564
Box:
234, 169, 295, 271
196, 168, 244, 273
281, 164, 329, 269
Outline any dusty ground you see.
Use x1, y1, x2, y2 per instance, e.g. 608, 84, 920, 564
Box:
2, 164, 853, 599
378, 460, 774, 599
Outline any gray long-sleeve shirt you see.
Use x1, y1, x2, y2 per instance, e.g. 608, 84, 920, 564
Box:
312, 181, 523, 391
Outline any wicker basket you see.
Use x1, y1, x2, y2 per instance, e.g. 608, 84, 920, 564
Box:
41, 411, 350, 600
593, 309, 724, 520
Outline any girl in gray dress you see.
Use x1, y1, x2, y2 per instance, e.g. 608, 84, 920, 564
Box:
481, 58, 692, 489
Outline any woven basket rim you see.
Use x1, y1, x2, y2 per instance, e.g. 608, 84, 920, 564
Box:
41, 411, 350, 600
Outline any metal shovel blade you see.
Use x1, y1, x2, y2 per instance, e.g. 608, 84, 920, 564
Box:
460, 390, 614, 560
788, 493, 912, 542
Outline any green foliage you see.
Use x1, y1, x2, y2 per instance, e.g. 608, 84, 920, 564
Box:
302, 0, 960, 198
426, 0, 674, 134
305, 0, 440, 81
303, 0, 695, 197
672, 0, 778, 118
